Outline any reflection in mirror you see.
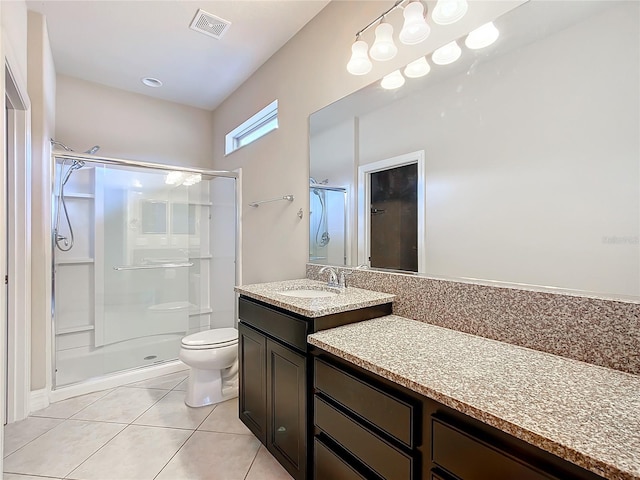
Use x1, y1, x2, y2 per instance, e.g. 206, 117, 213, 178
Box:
357, 150, 426, 273
309, 1, 639, 299
141, 200, 167, 234
309, 180, 348, 265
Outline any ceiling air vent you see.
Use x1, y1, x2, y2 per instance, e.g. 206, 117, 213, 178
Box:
189, 9, 231, 40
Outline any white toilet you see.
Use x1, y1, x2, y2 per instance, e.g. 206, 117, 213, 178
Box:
179, 327, 239, 407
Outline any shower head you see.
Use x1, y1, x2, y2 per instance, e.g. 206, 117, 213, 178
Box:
61, 160, 85, 186
50, 139, 100, 155
50, 139, 73, 151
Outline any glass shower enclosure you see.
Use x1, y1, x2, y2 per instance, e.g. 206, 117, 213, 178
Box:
52, 153, 237, 388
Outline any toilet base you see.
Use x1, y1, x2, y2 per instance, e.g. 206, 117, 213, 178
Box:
184, 366, 238, 408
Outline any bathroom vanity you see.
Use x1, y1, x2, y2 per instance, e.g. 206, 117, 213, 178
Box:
236, 281, 639, 480
311, 351, 605, 480
235, 279, 395, 480
309, 316, 640, 480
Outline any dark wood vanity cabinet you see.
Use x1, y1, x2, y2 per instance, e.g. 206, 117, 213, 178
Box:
238, 295, 392, 480
238, 323, 267, 443
313, 355, 423, 480
312, 350, 605, 480
266, 338, 307, 477
238, 299, 308, 480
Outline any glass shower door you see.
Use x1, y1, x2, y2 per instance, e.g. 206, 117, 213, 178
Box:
53, 159, 236, 387
96, 165, 193, 372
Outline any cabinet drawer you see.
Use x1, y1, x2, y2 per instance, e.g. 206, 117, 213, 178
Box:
315, 396, 414, 480
314, 358, 416, 448
432, 418, 558, 480
239, 297, 308, 351
314, 438, 367, 480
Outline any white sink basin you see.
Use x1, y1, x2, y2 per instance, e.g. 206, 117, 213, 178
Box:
278, 288, 339, 298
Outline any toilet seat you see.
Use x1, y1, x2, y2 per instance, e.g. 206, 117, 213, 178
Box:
181, 327, 238, 350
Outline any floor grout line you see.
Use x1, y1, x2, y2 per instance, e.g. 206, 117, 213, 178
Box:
151, 428, 198, 480
62, 421, 128, 480
3, 417, 66, 460
4, 378, 270, 480
243, 444, 262, 480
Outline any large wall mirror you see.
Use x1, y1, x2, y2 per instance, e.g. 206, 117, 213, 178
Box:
309, 0, 639, 301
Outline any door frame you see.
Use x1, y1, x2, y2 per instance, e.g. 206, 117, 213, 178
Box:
3, 51, 32, 424
357, 150, 425, 272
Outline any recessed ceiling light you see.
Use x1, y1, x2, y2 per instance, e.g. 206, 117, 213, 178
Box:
141, 77, 163, 88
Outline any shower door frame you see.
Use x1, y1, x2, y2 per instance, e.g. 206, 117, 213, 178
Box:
50, 151, 240, 393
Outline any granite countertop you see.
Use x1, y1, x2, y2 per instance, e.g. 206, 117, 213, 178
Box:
308, 316, 640, 480
234, 279, 395, 318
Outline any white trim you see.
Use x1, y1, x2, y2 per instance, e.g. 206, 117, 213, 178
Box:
225, 100, 278, 155
29, 388, 50, 413
234, 168, 242, 327
357, 150, 426, 272
4, 48, 32, 423
48, 361, 188, 404
234, 168, 243, 288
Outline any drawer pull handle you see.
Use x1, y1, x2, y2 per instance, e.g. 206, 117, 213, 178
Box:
277, 426, 286, 432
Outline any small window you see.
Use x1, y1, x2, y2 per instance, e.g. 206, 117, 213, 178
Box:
225, 99, 278, 155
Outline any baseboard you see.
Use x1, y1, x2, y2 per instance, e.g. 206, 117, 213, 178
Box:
29, 388, 50, 414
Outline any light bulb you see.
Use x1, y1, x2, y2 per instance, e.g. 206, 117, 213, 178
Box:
432, 40, 462, 65
369, 22, 397, 62
404, 57, 431, 78
381, 70, 405, 90
432, 0, 468, 25
399, 2, 431, 45
465, 22, 500, 49
347, 39, 373, 75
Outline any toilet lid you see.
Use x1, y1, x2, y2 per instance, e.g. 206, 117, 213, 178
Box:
182, 327, 238, 347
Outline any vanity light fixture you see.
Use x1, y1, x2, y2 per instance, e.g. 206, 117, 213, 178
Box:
404, 56, 431, 78
347, 37, 373, 75
432, 0, 469, 26
381, 70, 406, 89
399, 1, 431, 45
347, 0, 434, 75
432, 40, 462, 65
465, 22, 500, 49
369, 21, 398, 61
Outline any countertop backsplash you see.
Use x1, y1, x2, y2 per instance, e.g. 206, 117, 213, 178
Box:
306, 264, 640, 375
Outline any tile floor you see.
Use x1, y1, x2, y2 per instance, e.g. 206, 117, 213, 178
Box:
3, 371, 293, 480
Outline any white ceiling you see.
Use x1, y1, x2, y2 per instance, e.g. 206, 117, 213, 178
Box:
26, 0, 330, 111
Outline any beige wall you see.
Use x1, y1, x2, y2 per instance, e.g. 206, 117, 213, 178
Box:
28, 10, 56, 391
2, 0, 28, 81
211, 1, 520, 285
20, 0, 523, 394
56, 75, 215, 168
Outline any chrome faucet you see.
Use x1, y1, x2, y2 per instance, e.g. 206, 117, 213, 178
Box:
319, 266, 339, 287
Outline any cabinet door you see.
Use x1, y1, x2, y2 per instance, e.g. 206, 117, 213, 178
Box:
267, 339, 307, 480
238, 323, 267, 443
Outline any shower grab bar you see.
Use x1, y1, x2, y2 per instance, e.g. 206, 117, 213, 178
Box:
113, 262, 194, 271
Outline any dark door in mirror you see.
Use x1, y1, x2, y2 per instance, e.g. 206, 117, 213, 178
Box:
370, 163, 418, 272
